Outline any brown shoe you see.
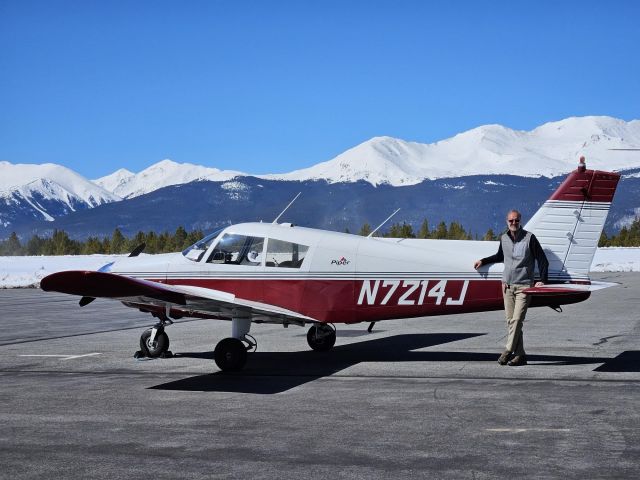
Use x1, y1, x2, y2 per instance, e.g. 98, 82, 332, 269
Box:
508, 355, 527, 366
498, 351, 513, 365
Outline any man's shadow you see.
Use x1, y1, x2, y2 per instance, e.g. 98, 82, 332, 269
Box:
149, 333, 640, 394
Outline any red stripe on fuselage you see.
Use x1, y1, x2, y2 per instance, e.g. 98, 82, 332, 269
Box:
163, 277, 506, 323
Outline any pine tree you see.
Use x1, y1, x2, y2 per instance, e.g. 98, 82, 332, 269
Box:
145, 232, 157, 253
82, 236, 103, 255
433, 221, 448, 239
173, 226, 188, 250
50, 230, 78, 255
358, 223, 372, 236
2, 232, 22, 255
483, 228, 496, 241
110, 228, 126, 254
399, 222, 415, 238
418, 219, 430, 239
25, 235, 45, 255
598, 231, 609, 248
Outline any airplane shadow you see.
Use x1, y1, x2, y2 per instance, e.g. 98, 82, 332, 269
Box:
149, 333, 640, 394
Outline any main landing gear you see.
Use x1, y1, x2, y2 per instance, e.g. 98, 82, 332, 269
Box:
306, 323, 336, 352
136, 313, 257, 371
213, 315, 257, 372
136, 314, 337, 371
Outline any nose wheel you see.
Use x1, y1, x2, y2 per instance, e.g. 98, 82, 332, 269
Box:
307, 323, 336, 352
139, 327, 170, 358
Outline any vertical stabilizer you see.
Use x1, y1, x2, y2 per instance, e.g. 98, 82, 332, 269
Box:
524, 158, 620, 282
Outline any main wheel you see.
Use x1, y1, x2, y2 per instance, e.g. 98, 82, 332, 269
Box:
214, 337, 248, 372
307, 324, 336, 352
140, 328, 170, 358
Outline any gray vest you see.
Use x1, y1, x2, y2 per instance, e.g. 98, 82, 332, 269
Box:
501, 230, 535, 285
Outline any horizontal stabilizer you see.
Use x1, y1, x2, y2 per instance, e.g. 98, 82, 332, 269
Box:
523, 281, 618, 295
522, 284, 592, 307
523, 286, 588, 295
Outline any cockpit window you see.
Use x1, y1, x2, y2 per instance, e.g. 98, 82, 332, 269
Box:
207, 234, 265, 265
265, 239, 309, 268
182, 228, 224, 262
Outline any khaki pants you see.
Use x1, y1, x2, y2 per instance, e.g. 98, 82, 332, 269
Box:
503, 284, 531, 356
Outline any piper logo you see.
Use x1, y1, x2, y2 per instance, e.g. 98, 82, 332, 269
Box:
331, 257, 350, 266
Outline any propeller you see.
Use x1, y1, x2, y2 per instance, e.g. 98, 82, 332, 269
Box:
129, 242, 146, 257
79, 296, 95, 307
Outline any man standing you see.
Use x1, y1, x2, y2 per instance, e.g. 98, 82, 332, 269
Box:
474, 210, 548, 366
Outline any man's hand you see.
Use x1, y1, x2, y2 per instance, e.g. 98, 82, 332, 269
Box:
473, 260, 482, 270
534, 281, 545, 287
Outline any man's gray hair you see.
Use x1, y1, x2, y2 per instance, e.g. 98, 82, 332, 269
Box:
506, 209, 522, 219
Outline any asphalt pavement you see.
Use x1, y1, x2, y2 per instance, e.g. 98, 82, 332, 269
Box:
0, 272, 638, 479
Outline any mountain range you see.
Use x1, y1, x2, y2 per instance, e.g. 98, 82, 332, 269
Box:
2, 116, 639, 239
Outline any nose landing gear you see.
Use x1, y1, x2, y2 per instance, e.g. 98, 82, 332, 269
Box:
139, 327, 170, 358
136, 314, 173, 359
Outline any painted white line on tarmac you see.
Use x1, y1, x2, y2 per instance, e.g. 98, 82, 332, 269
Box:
19, 353, 102, 361
486, 428, 571, 433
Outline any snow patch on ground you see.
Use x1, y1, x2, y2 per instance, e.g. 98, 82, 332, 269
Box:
1, 248, 638, 288
0, 255, 122, 288
589, 247, 640, 272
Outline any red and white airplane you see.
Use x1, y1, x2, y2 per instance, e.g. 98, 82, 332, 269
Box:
41, 158, 620, 371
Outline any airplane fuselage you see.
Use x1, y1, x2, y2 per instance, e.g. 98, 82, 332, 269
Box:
106, 224, 585, 324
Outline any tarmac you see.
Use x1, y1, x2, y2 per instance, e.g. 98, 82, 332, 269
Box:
0, 272, 638, 479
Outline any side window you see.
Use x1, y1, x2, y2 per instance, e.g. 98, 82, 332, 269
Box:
207, 234, 265, 265
265, 239, 309, 268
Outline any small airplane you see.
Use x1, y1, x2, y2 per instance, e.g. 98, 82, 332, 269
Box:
41, 157, 620, 371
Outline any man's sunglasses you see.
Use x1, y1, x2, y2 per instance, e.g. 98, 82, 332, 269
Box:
508, 219, 520, 224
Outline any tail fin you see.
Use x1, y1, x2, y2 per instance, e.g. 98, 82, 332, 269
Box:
524, 157, 620, 283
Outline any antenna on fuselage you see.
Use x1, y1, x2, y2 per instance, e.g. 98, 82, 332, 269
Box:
367, 208, 401, 238
273, 192, 301, 224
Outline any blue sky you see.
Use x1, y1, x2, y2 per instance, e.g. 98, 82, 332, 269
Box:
1, 0, 639, 179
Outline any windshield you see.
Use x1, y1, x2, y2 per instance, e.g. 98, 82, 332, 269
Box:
182, 228, 225, 262
207, 234, 265, 265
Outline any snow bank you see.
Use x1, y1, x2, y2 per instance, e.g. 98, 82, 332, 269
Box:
0, 255, 121, 288
1, 248, 638, 288
589, 247, 640, 272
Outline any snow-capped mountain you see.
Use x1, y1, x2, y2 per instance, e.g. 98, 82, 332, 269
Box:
3, 116, 640, 237
93, 159, 246, 199
263, 116, 640, 185
0, 161, 119, 228
89, 117, 640, 195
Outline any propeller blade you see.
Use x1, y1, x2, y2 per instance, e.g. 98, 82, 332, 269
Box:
79, 296, 96, 307
129, 243, 146, 257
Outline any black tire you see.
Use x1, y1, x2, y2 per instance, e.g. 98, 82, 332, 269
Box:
139, 328, 170, 358
214, 337, 248, 372
307, 324, 336, 352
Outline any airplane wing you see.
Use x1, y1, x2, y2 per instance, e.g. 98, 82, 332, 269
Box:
40, 270, 317, 324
